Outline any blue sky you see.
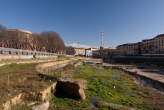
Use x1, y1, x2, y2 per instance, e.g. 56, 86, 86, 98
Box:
1, 0, 164, 47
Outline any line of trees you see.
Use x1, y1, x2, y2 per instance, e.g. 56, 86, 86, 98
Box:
0, 24, 66, 53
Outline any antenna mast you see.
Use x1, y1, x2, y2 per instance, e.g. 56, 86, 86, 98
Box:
100, 31, 104, 47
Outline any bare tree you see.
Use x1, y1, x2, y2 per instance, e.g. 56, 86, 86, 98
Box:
40, 31, 66, 53
0, 24, 66, 53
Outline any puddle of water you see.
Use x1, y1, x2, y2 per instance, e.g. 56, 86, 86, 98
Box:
84, 62, 94, 65
90, 98, 100, 106
111, 74, 120, 78
95, 70, 106, 74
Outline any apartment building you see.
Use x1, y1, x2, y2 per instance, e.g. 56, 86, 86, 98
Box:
141, 34, 164, 54
6, 29, 32, 38
117, 43, 140, 55
92, 49, 100, 58
117, 34, 164, 55
85, 47, 98, 57
153, 34, 164, 54
74, 48, 86, 56
117, 44, 128, 55
103, 47, 118, 58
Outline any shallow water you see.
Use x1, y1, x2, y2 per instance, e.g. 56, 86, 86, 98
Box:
111, 74, 120, 78
90, 98, 100, 106
94, 70, 106, 74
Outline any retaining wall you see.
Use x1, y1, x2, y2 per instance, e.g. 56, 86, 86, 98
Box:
0, 54, 57, 60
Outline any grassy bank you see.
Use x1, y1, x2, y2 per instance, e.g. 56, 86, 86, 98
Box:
49, 64, 164, 110
0, 63, 55, 109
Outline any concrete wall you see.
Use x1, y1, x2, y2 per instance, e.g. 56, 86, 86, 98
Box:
112, 56, 164, 65
0, 54, 57, 60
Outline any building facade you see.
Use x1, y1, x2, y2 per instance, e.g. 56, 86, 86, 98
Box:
103, 48, 118, 58
85, 48, 99, 57
6, 29, 32, 38
74, 48, 86, 56
117, 43, 140, 55
92, 50, 100, 58
117, 34, 164, 55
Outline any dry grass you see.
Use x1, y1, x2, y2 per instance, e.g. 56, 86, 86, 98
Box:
0, 63, 54, 108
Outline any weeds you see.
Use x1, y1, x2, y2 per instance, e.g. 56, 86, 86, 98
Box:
0, 63, 54, 107
50, 65, 162, 110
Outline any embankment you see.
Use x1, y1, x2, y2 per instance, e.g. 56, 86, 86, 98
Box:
2, 58, 77, 110
104, 66, 164, 92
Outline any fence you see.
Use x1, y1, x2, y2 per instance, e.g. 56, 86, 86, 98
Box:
0, 47, 57, 56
